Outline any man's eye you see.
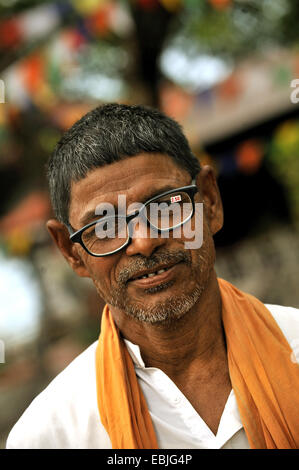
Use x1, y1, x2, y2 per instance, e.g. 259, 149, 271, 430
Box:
84, 227, 95, 237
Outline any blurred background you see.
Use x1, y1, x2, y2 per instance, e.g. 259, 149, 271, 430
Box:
1, 0, 299, 448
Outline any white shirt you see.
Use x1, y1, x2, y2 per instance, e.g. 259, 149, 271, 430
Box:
6, 304, 299, 449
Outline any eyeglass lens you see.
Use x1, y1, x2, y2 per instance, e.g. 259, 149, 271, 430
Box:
81, 190, 193, 255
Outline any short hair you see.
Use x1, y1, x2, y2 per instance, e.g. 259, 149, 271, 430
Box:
47, 103, 201, 225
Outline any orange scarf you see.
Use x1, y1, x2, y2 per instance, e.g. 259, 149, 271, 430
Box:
95, 278, 299, 449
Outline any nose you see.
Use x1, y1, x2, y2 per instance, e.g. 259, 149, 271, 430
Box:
125, 217, 167, 258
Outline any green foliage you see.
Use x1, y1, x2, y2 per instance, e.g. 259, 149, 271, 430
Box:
267, 120, 299, 226
166, 0, 297, 61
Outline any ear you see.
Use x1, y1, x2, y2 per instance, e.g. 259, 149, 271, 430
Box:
197, 165, 223, 235
46, 219, 90, 278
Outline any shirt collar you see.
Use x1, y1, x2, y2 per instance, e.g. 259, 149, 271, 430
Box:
123, 338, 146, 368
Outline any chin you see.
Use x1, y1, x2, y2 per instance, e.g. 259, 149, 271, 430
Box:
122, 282, 205, 325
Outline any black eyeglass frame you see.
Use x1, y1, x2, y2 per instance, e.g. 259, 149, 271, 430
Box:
68, 178, 198, 257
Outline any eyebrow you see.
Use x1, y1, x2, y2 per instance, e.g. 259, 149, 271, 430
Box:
78, 184, 182, 228
79, 210, 103, 227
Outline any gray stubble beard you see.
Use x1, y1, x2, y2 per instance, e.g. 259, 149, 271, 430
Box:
106, 247, 214, 326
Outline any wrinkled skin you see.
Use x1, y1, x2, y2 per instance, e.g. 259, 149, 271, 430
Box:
47, 153, 231, 435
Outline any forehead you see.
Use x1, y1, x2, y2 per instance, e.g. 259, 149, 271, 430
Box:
69, 153, 190, 226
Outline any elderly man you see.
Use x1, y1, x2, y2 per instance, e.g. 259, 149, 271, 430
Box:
6, 104, 299, 449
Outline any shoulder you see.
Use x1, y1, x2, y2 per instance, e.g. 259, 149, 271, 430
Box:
6, 341, 112, 449
265, 303, 299, 345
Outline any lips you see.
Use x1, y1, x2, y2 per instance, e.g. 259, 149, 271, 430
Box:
128, 262, 182, 288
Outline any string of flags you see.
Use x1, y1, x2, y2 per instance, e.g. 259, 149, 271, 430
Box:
0, 1, 135, 50
0, 0, 234, 51
0, 1, 134, 111
0, 0, 238, 114
0, 0, 297, 180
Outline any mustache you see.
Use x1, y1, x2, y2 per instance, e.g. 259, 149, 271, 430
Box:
117, 249, 191, 285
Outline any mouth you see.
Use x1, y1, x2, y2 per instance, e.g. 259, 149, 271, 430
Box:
128, 262, 182, 288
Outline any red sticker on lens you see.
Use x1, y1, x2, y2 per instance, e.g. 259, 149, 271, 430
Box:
170, 195, 181, 203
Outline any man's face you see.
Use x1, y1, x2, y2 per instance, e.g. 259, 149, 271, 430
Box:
68, 153, 218, 324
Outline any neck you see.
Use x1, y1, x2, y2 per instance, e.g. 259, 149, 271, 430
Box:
110, 270, 226, 378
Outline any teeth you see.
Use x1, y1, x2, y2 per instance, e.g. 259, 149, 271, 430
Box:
137, 267, 168, 280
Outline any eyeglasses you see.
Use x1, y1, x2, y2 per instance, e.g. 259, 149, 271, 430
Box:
68, 179, 198, 257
